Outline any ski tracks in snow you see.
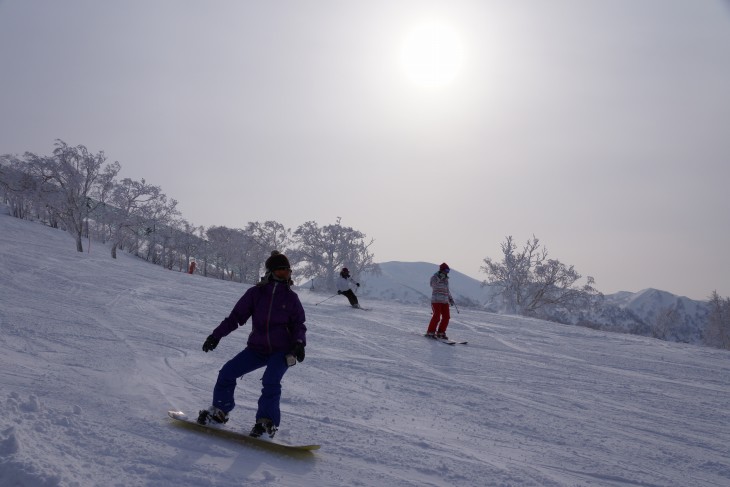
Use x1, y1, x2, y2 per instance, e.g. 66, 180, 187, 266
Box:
3, 214, 730, 487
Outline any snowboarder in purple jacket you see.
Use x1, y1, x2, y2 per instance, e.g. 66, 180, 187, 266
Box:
197, 251, 307, 439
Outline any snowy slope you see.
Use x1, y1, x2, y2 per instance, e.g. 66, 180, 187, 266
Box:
1, 213, 730, 487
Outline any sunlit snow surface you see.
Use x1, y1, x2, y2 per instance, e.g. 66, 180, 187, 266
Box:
1, 212, 729, 487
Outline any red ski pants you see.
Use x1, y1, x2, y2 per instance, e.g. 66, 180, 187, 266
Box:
426, 302, 450, 334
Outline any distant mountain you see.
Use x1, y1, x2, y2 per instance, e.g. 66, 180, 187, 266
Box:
597, 288, 709, 343
358, 261, 710, 345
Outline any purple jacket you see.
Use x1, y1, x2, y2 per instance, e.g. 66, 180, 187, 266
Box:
211, 280, 306, 354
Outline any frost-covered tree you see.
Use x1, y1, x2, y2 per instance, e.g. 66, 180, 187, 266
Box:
204, 226, 234, 279
705, 291, 730, 350
204, 224, 286, 283
243, 221, 292, 277
173, 220, 204, 273
139, 194, 180, 264
481, 235, 598, 317
107, 178, 164, 259
1, 140, 119, 251
0, 159, 41, 220
206, 225, 258, 281
653, 307, 680, 340
291, 217, 378, 291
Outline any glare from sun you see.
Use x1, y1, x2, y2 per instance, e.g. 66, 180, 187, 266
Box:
400, 22, 465, 88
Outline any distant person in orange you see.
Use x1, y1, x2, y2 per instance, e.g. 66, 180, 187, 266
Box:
425, 263, 455, 339
188, 260, 197, 274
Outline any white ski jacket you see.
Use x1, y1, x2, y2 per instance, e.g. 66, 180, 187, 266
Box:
336, 275, 357, 293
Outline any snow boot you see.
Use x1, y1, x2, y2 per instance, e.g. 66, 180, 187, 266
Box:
436, 332, 449, 340
197, 406, 228, 425
250, 418, 277, 438
425, 332, 436, 339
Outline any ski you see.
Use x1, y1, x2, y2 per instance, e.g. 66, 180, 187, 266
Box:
437, 338, 468, 345
422, 333, 467, 345
167, 410, 320, 454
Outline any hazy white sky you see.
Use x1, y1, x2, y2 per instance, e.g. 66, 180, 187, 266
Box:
1, 0, 729, 300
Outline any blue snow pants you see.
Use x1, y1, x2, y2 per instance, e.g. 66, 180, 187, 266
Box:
212, 348, 289, 426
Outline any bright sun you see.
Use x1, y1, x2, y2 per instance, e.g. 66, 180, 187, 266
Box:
400, 22, 465, 88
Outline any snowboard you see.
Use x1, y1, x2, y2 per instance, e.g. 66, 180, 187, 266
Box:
167, 410, 320, 454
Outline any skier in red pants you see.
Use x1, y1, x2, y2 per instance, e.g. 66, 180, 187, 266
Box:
425, 263, 455, 340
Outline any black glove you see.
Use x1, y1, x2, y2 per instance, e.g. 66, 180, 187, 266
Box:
337, 290, 342, 294
356, 283, 360, 287
291, 341, 305, 363
202, 334, 219, 352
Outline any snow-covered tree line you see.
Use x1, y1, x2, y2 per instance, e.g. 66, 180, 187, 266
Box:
0, 140, 378, 290
3, 141, 726, 348
705, 292, 730, 350
479, 235, 729, 350
0, 140, 119, 252
480, 235, 600, 318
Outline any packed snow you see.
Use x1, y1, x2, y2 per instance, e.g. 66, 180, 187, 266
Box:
1, 212, 729, 487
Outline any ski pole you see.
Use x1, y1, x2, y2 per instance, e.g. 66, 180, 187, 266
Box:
315, 294, 339, 306
453, 301, 460, 314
